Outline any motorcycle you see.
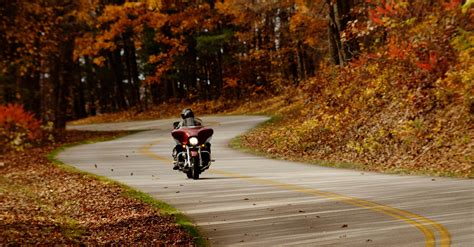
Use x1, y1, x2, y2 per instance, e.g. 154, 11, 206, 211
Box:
171, 119, 214, 179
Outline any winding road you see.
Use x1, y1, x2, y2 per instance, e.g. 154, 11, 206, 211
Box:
59, 116, 473, 246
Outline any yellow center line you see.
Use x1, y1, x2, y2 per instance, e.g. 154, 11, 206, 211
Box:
139, 139, 451, 247
139, 141, 171, 162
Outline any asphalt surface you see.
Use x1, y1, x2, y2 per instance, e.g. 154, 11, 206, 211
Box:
59, 116, 473, 246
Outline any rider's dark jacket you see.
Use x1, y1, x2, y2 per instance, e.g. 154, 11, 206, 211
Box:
178, 117, 201, 128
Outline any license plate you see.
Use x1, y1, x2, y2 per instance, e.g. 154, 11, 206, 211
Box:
191, 150, 198, 157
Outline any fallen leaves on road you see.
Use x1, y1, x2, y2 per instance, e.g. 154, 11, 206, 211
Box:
0, 131, 193, 245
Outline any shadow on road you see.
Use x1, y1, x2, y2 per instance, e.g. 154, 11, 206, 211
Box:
195, 177, 234, 180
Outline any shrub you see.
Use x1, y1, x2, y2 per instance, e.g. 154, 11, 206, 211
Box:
0, 104, 42, 153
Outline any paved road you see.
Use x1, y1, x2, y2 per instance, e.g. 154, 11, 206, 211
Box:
60, 116, 473, 246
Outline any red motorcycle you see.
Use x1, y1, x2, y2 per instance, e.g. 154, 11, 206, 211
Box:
171, 119, 213, 179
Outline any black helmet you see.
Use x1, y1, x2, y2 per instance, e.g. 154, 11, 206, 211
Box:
181, 108, 194, 119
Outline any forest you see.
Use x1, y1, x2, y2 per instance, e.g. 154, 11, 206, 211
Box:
0, 0, 473, 244
1, 0, 473, 176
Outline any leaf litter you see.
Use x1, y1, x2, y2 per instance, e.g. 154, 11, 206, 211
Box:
0, 130, 193, 245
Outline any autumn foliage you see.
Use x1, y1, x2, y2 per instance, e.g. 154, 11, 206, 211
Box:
238, 0, 474, 178
1, 0, 473, 176
0, 104, 42, 153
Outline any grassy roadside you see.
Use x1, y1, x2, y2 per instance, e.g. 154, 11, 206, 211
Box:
47, 132, 208, 246
228, 117, 374, 172
121, 188, 206, 246
230, 116, 472, 178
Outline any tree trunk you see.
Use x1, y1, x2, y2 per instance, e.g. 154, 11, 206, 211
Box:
326, 0, 358, 65
73, 64, 87, 119
127, 37, 143, 111
122, 34, 143, 111
108, 50, 128, 111
123, 35, 136, 107
296, 41, 306, 82
327, 0, 344, 65
84, 56, 98, 116
52, 37, 75, 130
97, 65, 112, 113
215, 49, 224, 98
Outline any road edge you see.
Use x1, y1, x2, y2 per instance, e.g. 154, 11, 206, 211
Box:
48, 133, 208, 247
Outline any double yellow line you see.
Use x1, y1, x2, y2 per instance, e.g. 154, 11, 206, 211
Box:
210, 170, 451, 247
140, 140, 451, 247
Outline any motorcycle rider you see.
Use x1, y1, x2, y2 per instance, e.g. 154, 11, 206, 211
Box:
178, 108, 200, 127
172, 108, 210, 170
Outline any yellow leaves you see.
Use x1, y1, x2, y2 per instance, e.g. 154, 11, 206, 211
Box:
145, 0, 162, 11
347, 141, 364, 154
294, 0, 310, 13
393, 118, 427, 145
92, 57, 105, 66
365, 88, 375, 97
451, 28, 474, 55
247, 50, 267, 61
434, 28, 474, 110
344, 107, 350, 115
462, 0, 474, 13
123, 2, 144, 8
215, 0, 233, 14
300, 118, 320, 133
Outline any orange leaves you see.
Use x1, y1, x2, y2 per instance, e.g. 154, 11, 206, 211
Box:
96, 4, 150, 40
92, 57, 106, 66
367, 0, 407, 26
368, 9, 383, 25
415, 52, 438, 72
75, 2, 166, 59
166, 4, 215, 35
224, 77, 239, 88
0, 104, 42, 152
442, 0, 462, 10
0, 1, 57, 73
74, 33, 116, 62
363, 0, 464, 82
73, 1, 177, 83
0, 104, 40, 134
415, 61, 433, 72
69, 0, 98, 24
289, 11, 326, 47
387, 42, 406, 59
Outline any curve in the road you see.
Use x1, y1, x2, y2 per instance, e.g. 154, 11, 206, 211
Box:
140, 139, 449, 247
61, 116, 473, 246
